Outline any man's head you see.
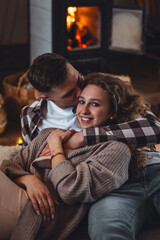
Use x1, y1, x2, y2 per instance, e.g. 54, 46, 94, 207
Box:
28, 53, 83, 109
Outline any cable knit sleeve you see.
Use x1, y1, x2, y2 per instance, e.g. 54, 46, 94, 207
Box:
48, 141, 131, 204
0, 129, 51, 179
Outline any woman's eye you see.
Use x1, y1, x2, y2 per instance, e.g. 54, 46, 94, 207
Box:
91, 102, 99, 107
78, 100, 85, 104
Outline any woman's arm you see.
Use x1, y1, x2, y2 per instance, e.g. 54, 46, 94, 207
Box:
13, 174, 55, 221
46, 129, 75, 168
48, 141, 131, 205
0, 129, 56, 221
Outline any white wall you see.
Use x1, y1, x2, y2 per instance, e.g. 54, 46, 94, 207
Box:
30, 0, 52, 63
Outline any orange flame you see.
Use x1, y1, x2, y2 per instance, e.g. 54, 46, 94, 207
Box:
66, 7, 92, 49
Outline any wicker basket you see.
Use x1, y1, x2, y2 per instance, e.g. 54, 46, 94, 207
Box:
0, 94, 7, 135
3, 71, 37, 106
3, 71, 37, 120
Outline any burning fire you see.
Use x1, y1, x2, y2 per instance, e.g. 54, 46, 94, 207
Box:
67, 7, 91, 49
67, 7, 77, 31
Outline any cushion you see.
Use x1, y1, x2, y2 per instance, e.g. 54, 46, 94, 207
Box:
0, 145, 21, 166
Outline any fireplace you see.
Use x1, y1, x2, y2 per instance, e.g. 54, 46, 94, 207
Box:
52, 0, 113, 74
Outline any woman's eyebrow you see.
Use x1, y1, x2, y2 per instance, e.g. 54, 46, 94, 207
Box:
79, 96, 102, 102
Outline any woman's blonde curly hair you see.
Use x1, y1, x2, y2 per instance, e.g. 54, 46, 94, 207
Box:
83, 72, 150, 177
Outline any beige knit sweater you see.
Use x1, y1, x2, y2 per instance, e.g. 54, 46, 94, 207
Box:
0, 128, 131, 240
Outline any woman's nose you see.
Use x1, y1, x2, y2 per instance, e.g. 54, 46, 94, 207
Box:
81, 104, 90, 114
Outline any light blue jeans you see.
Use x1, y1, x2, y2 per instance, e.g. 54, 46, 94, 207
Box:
88, 163, 160, 240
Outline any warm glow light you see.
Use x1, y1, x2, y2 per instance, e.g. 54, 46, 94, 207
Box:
16, 137, 23, 145
67, 7, 77, 31
66, 6, 97, 49
75, 28, 82, 47
68, 7, 77, 17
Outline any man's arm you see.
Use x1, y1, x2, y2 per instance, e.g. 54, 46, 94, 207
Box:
83, 110, 160, 147
21, 105, 33, 146
20, 98, 45, 146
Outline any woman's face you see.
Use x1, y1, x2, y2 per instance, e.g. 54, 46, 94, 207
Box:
76, 84, 111, 129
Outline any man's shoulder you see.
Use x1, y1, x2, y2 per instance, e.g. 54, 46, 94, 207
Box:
21, 98, 46, 121
22, 98, 44, 112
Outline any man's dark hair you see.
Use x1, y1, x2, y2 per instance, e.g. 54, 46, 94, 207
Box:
27, 53, 68, 93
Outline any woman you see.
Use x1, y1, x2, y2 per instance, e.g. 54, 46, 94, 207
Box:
0, 73, 158, 240
81, 75, 160, 240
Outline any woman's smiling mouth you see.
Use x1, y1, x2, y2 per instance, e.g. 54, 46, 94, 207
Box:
81, 116, 93, 124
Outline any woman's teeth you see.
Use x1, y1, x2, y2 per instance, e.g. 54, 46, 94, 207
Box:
82, 117, 90, 121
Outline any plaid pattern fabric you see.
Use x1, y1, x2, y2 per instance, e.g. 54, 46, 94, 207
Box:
21, 97, 160, 147
21, 98, 47, 146
83, 111, 160, 147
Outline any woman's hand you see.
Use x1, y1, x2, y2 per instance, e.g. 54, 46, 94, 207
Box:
47, 129, 76, 168
47, 129, 76, 154
13, 175, 56, 221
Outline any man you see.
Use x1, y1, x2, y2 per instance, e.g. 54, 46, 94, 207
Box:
21, 52, 83, 146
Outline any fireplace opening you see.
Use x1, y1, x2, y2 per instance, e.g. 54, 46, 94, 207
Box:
52, 0, 113, 74
66, 6, 101, 50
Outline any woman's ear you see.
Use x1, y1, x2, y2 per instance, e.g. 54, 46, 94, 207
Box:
109, 113, 116, 120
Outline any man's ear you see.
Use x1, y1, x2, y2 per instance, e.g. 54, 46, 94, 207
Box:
35, 89, 51, 100
34, 89, 51, 100
41, 95, 50, 100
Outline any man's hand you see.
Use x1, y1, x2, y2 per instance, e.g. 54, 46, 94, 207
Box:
64, 131, 84, 149
13, 175, 56, 221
